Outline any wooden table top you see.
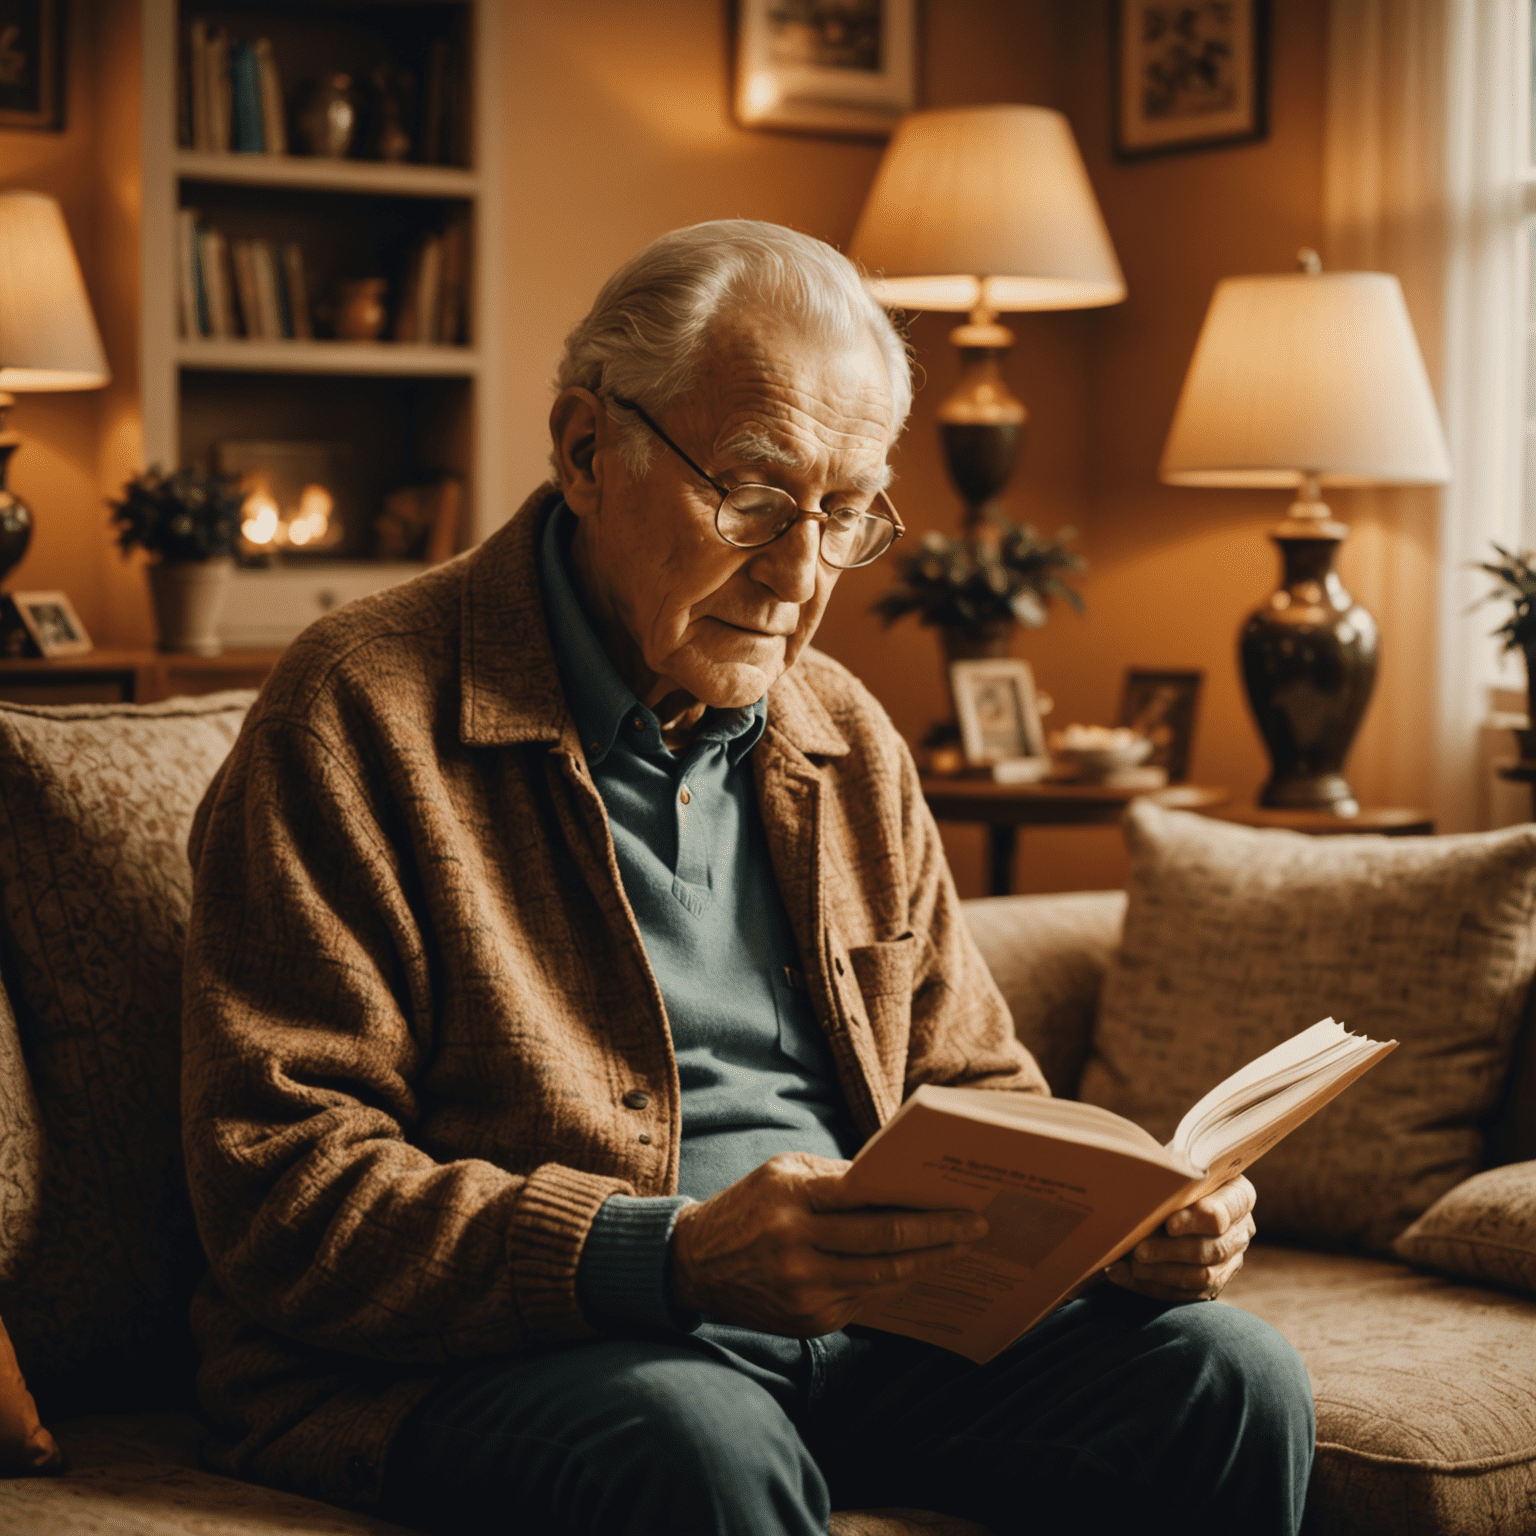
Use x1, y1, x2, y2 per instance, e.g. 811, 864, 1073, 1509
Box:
919, 775, 1229, 827
1202, 805, 1435, 836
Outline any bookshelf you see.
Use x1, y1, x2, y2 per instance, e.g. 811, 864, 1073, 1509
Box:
139, 0, 507, 646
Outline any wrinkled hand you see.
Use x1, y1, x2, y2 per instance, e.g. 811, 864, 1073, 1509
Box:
1105, 1174, 1256, 1303
669, 1151, 987, 1337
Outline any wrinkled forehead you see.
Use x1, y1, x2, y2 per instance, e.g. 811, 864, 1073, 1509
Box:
685, 309, 897, 490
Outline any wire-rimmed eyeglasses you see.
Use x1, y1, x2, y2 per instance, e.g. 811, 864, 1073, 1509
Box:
608, 394, 903, 570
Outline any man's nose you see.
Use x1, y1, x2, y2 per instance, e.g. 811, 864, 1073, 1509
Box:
748, 513, 823, 603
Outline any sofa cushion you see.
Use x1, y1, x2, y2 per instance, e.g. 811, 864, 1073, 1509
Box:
0, 694, 254, 1405
0, 1410, 418, 1532
1079, 805, 1536, 1253
0, 1412, 985, 1536
962, 890, 1125, 1097
1393, 1161, 1536, 1297
1222, 1243, 1536, 1536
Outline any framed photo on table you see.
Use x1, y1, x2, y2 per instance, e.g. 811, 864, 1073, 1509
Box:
733, 0, 915, 137
1117, 668, 1203, 783
1113, 0, 1268, 160
11, 590, 91, 657
951, 659, 1049, 769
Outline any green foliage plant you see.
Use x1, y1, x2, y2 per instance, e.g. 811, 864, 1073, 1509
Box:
109, 466, 242, 563
872, 518, 1086, 641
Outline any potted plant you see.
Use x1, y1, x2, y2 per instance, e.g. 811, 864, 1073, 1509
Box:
872, 517, 1086, 661
1477, 543, 1536, 756
109, 467, 242, 656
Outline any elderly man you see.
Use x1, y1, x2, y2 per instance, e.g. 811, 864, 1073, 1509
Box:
182, 220, 1313, 1536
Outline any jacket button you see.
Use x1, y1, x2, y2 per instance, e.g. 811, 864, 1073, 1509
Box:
638, 1132, 652, 1145
623, 1090, 649, 1109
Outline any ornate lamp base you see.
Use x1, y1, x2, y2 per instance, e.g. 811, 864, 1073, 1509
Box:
1239, 499, 1378, 817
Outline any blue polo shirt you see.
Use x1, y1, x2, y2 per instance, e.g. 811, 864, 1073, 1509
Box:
539, 504, 858, 1331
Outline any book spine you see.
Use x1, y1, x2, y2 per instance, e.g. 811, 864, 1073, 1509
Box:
251, 241, 284, 340
393, 246, 421, 343
229, 238, 260, 340
230, 41, 264, 154
207, 29, 231, 155
416, 235, 442, 345
254, 39, 287, 155
200, 230, 232, 338
281, 242, 313, 339
176, 208, 201, 339
189, 20, 209, 152
422, 37, 449, 163
437, 217, 465, 346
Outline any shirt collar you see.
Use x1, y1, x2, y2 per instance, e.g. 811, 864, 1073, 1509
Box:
538, 502, 765, 767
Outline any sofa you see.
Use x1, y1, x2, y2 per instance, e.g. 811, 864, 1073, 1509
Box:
0, 690, 1532, 1536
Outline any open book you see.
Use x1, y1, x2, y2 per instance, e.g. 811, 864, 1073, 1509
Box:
840, 1018, 1396, 1363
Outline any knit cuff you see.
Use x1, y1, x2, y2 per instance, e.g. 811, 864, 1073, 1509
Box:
575, 1194, 700, 1334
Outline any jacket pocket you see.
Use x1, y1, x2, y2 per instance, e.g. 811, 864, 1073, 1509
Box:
845, 934, 918, 1093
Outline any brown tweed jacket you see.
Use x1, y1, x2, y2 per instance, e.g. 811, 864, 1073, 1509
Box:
180, 484, 1046, 1510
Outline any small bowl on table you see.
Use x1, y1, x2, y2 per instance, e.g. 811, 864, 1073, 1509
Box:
1049, 727, 1163, 787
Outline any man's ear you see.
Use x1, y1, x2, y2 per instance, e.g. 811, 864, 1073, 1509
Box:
549, 387, 607, 517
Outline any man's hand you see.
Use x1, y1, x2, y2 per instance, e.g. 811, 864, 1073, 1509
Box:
669, 1151, 986, 1337
1105, 1175, 1256, 1303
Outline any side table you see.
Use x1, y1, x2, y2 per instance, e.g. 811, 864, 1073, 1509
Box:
1496, 761, 1536, 821
0, 649, 284, 707
1200, 806, 1435, 837
919, 777, 1230, 897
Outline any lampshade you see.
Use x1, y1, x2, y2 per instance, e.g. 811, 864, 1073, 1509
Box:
1160, 271, 1450, 489
0, 192, 109, 392
848, 104, 1125, 313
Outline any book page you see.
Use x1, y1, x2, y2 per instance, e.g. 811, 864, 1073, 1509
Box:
840, 1090, 1198, 1363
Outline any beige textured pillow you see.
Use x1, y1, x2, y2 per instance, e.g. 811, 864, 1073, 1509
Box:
1079, 805, 1536, 1254
0, 693, 253, 1402
1393, 1162, 1536, 1295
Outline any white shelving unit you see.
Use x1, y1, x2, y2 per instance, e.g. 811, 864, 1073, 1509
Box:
139, 0, 507, 645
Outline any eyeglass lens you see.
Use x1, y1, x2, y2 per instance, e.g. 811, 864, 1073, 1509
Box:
717, 485, 899, 569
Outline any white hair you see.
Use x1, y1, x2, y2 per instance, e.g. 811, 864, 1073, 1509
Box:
553, 219, 913, 476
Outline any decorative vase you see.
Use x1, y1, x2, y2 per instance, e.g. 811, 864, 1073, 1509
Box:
1239, 526, 1379, 816
147, 557, 233, 657
334, 278, 388, 341
299, 74, 358, 159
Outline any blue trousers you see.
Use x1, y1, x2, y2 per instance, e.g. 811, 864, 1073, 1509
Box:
380, 1287, 1314, 1536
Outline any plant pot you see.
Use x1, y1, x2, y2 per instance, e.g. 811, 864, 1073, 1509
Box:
940, 619, 1015, 663
148, 557, 233, 657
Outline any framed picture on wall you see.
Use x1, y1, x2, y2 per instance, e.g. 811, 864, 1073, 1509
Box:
1113, 0, 1268, 161
951, 659, 1049, 770
733, 0, 915, 138
0, 0, 65, 133
1117, 668, 1203, 782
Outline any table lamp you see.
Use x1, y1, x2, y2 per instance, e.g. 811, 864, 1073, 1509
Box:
0, 191, 111, 590
1159, 253, 1451, 816
849, 104, 1124, 531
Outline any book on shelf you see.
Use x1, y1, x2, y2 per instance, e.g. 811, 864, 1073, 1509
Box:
255, 39, 288, 155
395, 218, 470, 345
181, 222, 313, 342
176, 208, 202, 340
185, 24, 285, 155
839, 1016, 1397, 1365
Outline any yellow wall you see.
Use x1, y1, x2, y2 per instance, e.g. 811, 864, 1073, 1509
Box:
10, 0, 1432, 901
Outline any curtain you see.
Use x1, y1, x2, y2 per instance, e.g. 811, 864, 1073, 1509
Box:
1325, 0, 1528, 832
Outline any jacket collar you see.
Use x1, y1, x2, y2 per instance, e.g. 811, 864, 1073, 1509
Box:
459, 484, 850, 761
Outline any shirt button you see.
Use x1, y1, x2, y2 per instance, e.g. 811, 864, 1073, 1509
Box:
623, 1090, 650, 1109
638, 1132, 652, 1145
679, 785, 692, 805
631, 717, 645, 731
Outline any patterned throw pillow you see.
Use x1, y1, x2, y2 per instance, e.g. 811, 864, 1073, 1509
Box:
1078, 805, 1536, 1254
0, 693, 253, 1403
1393, 1162, 1536, 1296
